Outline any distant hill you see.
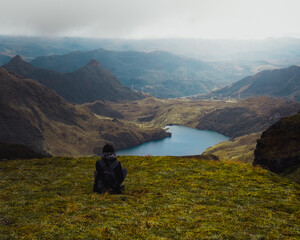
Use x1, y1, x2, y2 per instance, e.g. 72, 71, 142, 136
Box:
29, 48, 250, 98
3, 56, 144, 104
198, 65, 300, 101
0, 68, 169, 156
253, 112, 300, 180
196, 97, 300, 138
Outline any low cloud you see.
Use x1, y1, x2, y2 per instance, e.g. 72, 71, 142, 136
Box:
1, 0, 300, 39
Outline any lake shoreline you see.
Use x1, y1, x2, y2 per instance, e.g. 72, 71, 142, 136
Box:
117, 125, 229, 156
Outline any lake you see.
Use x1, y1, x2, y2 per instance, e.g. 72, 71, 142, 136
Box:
116, 125, 229, 156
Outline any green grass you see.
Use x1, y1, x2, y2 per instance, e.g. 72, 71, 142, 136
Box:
0, 156, 299, 239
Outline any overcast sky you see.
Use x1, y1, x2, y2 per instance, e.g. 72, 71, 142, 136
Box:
1, 0, 299, 39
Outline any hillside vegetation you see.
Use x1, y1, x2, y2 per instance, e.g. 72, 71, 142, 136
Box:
108, 96, 300, 138
0, 68, 168, 156
1, 156, 299, 239
203, 132, 261, 164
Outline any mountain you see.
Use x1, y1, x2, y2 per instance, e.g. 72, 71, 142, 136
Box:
253, 112, 300, 178
3, 56, 144, 104
199, 65, 300, 101
0, 68, 169, 156
29, 48, 252, 98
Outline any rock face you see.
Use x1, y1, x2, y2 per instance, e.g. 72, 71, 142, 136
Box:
253, 113, 300, 173
0, 142, 48, 160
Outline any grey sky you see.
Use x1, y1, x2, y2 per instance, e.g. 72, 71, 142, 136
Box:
1, 0, 300, 39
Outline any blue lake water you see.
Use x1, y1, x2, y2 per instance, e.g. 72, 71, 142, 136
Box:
116, 125, 229, 156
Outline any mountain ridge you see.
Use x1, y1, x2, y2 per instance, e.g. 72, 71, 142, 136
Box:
29, 48, 257, 98
3, 56, 144, 104
197, 65, 300, 101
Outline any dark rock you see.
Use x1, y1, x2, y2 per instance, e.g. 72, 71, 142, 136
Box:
0, 142, 48, 160
253, 113, 300, 173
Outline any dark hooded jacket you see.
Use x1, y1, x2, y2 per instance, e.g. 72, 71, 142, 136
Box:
95, 152, 125, 185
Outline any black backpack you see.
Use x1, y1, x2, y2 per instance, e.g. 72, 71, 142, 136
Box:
94, 159, 121, 194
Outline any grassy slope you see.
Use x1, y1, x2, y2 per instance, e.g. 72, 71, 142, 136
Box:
0, 156, 299, 239
203, 132, 262, 164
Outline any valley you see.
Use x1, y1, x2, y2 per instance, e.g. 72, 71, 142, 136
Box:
1, 57, 299, 160
1, 1, 300, 239
0, 36, 299, 177
106, 96, 299, 165
106, 96, 299, 138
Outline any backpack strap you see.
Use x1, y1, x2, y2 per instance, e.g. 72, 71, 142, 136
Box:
111, 160, 120, 169
99, 159, 120, 169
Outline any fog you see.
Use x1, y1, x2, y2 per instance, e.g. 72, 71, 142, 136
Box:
1, 0, 300, 39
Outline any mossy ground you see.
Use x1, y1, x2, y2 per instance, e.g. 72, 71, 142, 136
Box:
0, 156, 299, 239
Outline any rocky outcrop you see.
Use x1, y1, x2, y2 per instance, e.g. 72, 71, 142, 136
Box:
0, 142, 48, 160
253, 113, 300, 173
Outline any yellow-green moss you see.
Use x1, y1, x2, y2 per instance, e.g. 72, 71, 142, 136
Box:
0, 156, 299, 239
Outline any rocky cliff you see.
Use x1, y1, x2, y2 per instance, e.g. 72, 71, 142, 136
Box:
253, 113, 300, 174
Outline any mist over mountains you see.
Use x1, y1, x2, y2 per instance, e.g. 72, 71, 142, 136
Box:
198, 65, 300, 102
1, 36, 300, 98
28, 49, 229, 98
28, 48, 279, 98
1, 36, 300, 63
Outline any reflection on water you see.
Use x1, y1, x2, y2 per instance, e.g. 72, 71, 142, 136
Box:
116, 125, 229, 156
